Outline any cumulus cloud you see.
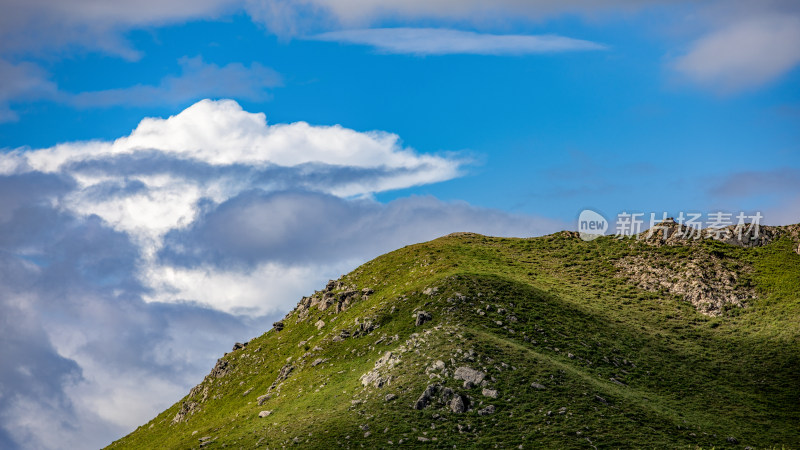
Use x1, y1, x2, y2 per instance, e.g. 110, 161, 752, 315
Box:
308, 28, 606, 55
0, 99, 563, 448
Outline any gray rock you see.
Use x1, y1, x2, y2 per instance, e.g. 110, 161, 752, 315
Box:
531, 382, 546, 390
413, 384, 439, 410
272, 321, 284, 331
727, 437, 738, 444
311, 358, 328, 367
454, 366, 486, 385
481, 388, 498, 398
440, 387, 454, 403
384, 393, 397, 402
232, 342, 247, 351
315, 320, 325, 329
415, 311, 432, 326
257, 394, 271, 405
449, 394, 467, 413
477, 405, 495, 415
258, 410, 272, 418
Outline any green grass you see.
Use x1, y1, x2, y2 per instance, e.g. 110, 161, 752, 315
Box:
108, 232, 800, 449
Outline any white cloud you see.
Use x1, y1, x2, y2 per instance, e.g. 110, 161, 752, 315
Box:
309, 28, 606, 55
245, 0, 666, 35
0, 100, 565, 449
674, 14, 800, 92
4, 99, 461, 248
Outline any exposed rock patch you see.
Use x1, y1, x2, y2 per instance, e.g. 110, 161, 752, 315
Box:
615, 253, 755, 316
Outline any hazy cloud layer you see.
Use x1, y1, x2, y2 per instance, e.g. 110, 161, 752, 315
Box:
673, 1, 800, 93
309, 28, 606, 55
66, 57, 282, 108
0, 57, 281, 123
0, 100, 562, 448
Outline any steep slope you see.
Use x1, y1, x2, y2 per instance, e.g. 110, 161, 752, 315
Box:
109, 228, 800, 449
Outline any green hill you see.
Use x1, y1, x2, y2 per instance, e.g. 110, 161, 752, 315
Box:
109, 226, 800, 449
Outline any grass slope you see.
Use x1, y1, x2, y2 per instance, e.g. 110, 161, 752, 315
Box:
109, 232, 800, 449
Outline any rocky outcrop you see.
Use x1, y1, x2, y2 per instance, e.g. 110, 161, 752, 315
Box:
268, 364, 294, 392
293, 279, 375, 320
209, 359, 230, 378
360, 351, 400, 388
638, 220, 800, 249
615, 253, 755, 316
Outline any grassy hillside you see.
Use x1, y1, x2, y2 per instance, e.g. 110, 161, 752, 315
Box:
109, 230, 800, 449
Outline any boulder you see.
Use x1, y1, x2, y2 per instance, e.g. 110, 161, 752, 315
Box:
414, 311, 432, 326
413, 384, 439, 410
449, 394, 467, 413
258, 410, 272, 418
481, 388, 498, 398
454, 366, 485, 386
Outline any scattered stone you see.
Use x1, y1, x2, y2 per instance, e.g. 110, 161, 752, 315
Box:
482, 388, 498, 398
431, 360, 445, 371
385, 394, 397, 402
269, 364, 294, 391
241, 388, 253, 396
477, 405, 496, 415
417, 436, 430, 442
594, 395, 608, 405
423, 287, 438, 296
315, 320, 325, 329
610, 377, 627, 386
311, 358, 328, 367
364, 431, 371, 438
727, 437, 739, 444
558, 407, 567, 415
273, 321, 284, 331
258, 410, 272, 418
415, 311, 432, 326
257, 394, 271, 406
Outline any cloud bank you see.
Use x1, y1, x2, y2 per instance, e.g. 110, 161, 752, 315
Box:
0, 99, 561, 449
309, 28, 606, 55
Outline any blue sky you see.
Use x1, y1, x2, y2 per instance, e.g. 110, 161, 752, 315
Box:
0, 1, 799, 448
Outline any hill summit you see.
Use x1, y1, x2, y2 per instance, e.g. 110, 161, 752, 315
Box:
110, 225, 800, 449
